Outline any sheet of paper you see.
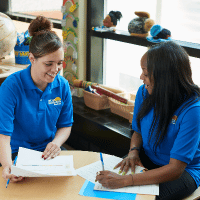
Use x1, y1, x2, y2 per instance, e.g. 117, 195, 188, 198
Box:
11, 147, 76, 177
76, 155, 159, 196
76, 155, 143, 183
94, 182, 159, 196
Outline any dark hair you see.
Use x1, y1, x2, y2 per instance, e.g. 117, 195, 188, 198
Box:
153, 28, 171, 39
137, 41, 200, 151
28, 15, 62, 58
108, 11, 122, 26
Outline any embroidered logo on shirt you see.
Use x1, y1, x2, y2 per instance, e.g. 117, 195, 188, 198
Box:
48, 97, 61, 105
171, 115, 178, 124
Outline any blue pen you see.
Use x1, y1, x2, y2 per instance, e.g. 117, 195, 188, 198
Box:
100, 152, 104, 171
6, 156, 18, 188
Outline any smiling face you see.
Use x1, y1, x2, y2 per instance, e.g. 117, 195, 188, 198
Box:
29, 47, 64, 91
140, 53, 154, 95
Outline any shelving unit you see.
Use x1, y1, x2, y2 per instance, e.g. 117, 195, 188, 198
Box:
86, 0, 200, 80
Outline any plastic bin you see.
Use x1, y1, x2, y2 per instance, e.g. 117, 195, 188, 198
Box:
14, 45, 31, 65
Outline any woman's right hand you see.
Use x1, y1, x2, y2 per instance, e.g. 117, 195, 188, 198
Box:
2, 165, 24, 183
114, 150, 145, 175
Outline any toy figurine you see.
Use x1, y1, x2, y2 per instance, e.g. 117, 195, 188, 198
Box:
92, 11, 122, 32
128, 11, 155, 37
103, 11, 122, 28
147, 24, 172, 43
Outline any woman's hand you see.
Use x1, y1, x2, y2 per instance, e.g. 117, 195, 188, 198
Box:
114, 150, 145, 174
42, 142, 61, 160
96, 170, 131, 189
2, 165, 24, 183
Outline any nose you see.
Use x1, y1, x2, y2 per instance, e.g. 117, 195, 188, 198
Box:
140, 73, 144, 80
51, 64, 59, 73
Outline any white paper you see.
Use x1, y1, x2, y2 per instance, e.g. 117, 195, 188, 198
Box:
76, 155, 159, 196
11, 147, 76, 177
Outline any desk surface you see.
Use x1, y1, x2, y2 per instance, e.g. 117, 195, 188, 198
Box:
0, 151, 155, 200
0, 55, 28, 78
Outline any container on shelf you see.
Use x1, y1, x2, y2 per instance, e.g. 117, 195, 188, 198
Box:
83, 85, 123, 110
108, 92, 136, 123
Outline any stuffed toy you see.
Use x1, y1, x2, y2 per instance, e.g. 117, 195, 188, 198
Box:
128, 11, 155, 37
146, 24, 172, 43
103, 11, 122, 28
92, 11, 122, 32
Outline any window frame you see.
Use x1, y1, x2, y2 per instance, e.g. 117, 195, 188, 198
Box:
87, 0, 200, 82
0, 0, 61, 28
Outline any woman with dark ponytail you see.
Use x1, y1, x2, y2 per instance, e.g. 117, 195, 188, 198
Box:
0, 16, 73, 183
96, 41, 200, 200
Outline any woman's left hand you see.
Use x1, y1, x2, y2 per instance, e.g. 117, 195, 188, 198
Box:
42, 142, 61, 160
95, 170, 130, 189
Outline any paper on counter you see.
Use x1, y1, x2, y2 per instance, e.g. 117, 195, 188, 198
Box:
76, 155, 159, 196
76, 155, 143, 183
11, 147, 76, 177
94, 181, 159, 196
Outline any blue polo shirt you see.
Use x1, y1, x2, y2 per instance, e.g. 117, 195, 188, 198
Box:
0, 65, 73, 153
132, 85, 200, 187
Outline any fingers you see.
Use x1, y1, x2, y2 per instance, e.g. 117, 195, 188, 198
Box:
130, 159, 136, 174
10, 175, 24, 183
2, 166, 11, 181
42, 142, 61, 160
119, 160, 126, 174
116, 157, 139, 175
2, 167, 24, 183
95, 170, 109, 182
95, 171, 125, 189
114, 161, 123, 170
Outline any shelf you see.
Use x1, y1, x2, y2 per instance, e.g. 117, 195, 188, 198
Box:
90, 29, 200, 58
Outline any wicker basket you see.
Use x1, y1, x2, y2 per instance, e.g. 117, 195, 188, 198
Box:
83, 86, 124, 110
108, 92, 136, 123
83, 90, 109, 110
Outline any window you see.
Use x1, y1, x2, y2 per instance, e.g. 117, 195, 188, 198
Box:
103, 0, 200, 92
9, 0, 62, 20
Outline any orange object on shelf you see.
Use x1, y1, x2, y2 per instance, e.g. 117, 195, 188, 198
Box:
91, 85, 128, 104
73, 79, 97, 88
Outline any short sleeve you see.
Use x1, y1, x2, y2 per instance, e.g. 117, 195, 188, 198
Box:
170, 106, 200, 164
56, 79, 73, 128
0, 76, 17, 136
132, 85, 145, 133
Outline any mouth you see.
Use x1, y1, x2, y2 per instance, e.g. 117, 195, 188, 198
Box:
46, 73, 57, 78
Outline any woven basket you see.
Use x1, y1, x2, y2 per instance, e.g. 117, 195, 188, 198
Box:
83, 90, 109, 110
108, 92, 136, 123
83, 86, 123, 110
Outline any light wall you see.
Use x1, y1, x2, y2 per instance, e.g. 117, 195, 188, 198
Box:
13, 20, 62, 42
11, 0, 62, 12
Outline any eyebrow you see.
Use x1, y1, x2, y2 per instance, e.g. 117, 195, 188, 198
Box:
45, 60, 64, 63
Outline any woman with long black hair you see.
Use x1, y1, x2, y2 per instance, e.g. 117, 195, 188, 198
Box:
96, 41, 200, 200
